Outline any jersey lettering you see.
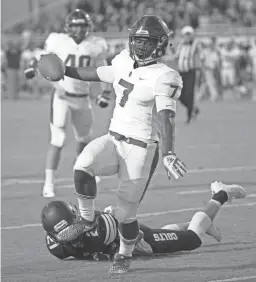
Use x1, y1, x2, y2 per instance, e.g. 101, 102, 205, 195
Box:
153, 232, 178, 241
118, 79, 134, 107
46, 235, 60, 250
170, 84, 179, 98
65, 54, 91, 67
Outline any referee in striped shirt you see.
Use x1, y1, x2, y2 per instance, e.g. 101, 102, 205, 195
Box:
175, 26, 203, 123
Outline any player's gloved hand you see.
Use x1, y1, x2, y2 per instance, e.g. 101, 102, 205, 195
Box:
163, 151, 187, 180
93, 252, 111, 261
96, 90, 111, 108
24, 67, 36, 79
104, 205, 116, 216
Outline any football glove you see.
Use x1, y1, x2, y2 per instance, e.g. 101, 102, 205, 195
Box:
163, 151, 187, 180
96, 90, 111, 108
24, 67, 36, 79
104, 205, 116, 216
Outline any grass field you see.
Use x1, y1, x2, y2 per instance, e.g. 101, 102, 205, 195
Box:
1, 97, 256, 282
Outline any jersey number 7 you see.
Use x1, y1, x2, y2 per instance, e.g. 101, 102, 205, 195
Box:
118, 79, 134, 107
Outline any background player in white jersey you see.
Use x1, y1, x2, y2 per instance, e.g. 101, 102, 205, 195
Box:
38, 15, 187, 274
25, 9, 111, 198
220, 39, 240, 91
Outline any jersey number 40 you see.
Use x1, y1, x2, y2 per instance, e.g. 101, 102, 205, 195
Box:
65, 54, 91, 67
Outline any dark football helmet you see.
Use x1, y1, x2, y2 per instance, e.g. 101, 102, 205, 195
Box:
41, 200, 95, 245
41, 201, 76, 237
65, 9, 92, 44
129, 15, 172, 64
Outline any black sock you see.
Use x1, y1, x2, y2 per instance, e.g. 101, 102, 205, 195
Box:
212, 191, 228, 205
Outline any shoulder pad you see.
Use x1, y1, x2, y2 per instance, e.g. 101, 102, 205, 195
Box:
111, 49, 133, 69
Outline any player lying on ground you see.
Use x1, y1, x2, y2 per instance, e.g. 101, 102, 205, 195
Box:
24, 9, 110, 198
42, 181, 246, 263
38, 15, 186, 274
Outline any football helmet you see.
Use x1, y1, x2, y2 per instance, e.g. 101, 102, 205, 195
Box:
41, 201, 77, 237
129, 15, 172, 64
65, 9, 92, 43
41, 200, 94, 243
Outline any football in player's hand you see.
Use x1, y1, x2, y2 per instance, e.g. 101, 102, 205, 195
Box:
38, 53, 65, 81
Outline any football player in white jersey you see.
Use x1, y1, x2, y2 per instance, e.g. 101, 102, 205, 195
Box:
25, 9, 111, 198
38, 15, 187, 274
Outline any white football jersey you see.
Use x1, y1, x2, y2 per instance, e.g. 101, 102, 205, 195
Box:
45, 33, 108, 94
99, 49, 183, 141
221, 48, 240, 69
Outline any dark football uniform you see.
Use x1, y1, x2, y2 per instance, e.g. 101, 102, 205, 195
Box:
45, 211, 201, 260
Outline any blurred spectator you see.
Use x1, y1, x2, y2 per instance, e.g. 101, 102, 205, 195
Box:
219, 39, 241, 97
1, 47, 7, 99
5, 41, 22, 100
197, 36, 222, 102
236, 41, 253, 97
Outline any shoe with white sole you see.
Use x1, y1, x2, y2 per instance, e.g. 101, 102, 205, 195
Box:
206, 223, 222, 242
42, 183, 55, 198
210, 181, 246, 203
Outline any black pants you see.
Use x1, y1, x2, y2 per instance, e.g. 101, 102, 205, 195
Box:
140, 224, 202, 254
179, 69, 198, 123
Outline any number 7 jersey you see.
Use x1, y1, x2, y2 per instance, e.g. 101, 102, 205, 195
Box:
108, 49, 183, 141
45, 32, 108, 94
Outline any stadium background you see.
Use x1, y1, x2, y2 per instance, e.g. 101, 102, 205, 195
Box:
2, 1, 256, 282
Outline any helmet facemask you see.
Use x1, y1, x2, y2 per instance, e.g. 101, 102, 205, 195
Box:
66, 21, 90, 44
129, 34, 169, 64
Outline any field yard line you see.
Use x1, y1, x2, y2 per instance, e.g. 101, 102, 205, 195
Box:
2, 165, 256, 187
7, 142, 250, 160
2, 202, 256, 231
177, 190, 208, 195
208, 275, 256, 282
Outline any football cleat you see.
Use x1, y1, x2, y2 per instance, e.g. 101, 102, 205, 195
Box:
206, 223, 222, 242
210, 181, 246, 203
108, 253, 132, 275
42, 183, 55, 198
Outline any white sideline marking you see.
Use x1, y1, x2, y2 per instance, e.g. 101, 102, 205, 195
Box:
2, 202, 256, 231
208, 275, 256, 282
2, 166, 256, 187
177, 190, 208, 195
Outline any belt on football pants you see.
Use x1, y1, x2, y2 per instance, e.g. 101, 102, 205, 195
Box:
109, 131, 155, 149
65, 92, 88, 98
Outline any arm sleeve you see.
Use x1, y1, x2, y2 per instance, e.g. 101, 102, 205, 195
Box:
45, 234, 86, 260
154, 70, 183, 113
45, 234, 71, 259
96, 66, 115, 83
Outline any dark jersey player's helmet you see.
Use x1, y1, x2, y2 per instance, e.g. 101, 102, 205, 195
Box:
41, 200, 96, 244
129, 15, 172, 63
41, 201, 76, 237
65, 9, 92, 43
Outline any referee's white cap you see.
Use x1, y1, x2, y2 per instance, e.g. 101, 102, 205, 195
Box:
181, 25, 194, 35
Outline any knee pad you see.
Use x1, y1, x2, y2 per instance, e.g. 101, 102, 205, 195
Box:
50, 124, 66, 147
74, 169, 97, 199
188, 211, 211, 241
